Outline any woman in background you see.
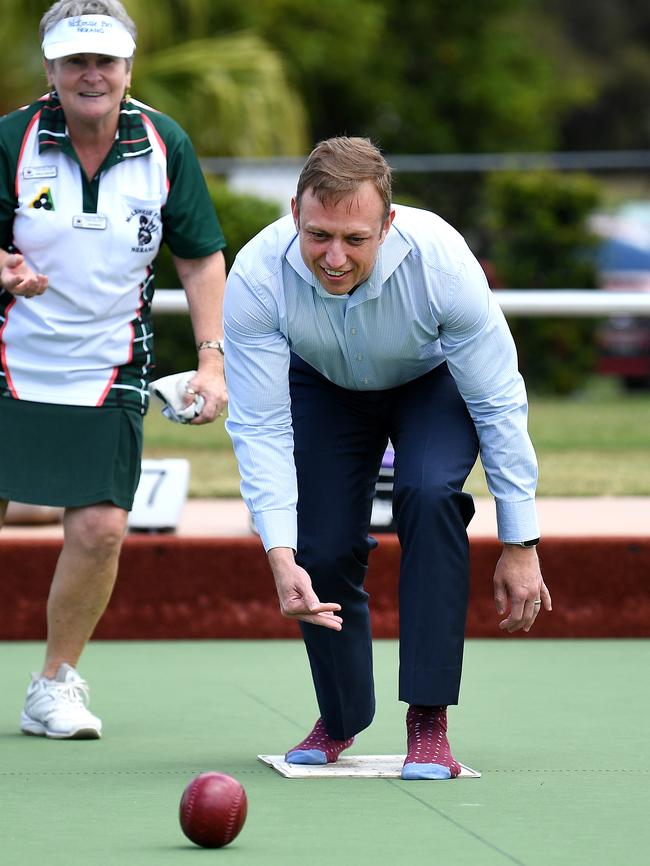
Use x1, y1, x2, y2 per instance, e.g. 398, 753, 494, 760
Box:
0, 0, 227, 738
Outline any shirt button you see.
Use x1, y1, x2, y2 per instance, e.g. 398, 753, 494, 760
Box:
351, 328, 357, 335
363, 377, 369, 384
356, 354, 363, 361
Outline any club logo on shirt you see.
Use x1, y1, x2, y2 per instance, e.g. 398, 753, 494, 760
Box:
127, 206, 161, 253
30, 187, 55, 211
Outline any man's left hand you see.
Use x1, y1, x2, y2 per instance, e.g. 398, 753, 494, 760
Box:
493, 545, 552, 633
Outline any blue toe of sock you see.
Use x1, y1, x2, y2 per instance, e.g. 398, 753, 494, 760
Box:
401, 762, 452, 780
285, 748, 328, 765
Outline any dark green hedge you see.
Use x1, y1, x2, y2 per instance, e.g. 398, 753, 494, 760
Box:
483, 171, 602, 395
152, 180, 282, 377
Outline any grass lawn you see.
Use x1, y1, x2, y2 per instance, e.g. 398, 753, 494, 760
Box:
143, 378, 650, 498
4, 640, 650, 866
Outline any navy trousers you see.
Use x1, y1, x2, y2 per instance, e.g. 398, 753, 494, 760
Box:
289, 354, 479, 740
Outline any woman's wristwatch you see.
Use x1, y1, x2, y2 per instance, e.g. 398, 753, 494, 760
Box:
509, 538, 540, 547
196, 339, 225, 354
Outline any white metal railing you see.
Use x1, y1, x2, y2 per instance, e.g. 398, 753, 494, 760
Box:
152, 289, 650, 317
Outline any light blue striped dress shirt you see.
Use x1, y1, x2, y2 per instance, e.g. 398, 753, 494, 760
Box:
224, 205, 539, 552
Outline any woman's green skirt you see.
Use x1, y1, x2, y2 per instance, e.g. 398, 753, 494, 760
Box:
0, 398, 143, 510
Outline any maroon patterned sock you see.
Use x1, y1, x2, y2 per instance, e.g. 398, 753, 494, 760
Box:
402, 705, 461, 780
286, 718, 354, 765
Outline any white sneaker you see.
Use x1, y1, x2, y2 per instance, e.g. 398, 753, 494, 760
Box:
20, 663, 102, 739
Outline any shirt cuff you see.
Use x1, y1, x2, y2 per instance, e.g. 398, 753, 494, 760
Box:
495, 498, 540, 543
252, 508, 298, 553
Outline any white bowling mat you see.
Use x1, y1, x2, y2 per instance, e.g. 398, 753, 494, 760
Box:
258, 754, 481, 778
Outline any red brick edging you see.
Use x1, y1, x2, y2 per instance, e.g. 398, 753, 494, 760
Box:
1, 536, 648, 639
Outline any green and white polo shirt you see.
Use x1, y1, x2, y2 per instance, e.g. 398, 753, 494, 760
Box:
0, 94, 225, 412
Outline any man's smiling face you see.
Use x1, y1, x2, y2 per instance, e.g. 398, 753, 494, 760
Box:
292, 181, 394, 296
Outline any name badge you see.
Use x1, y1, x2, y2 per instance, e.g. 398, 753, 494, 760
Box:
72, 214, 108, 230
22, 166, 58, 179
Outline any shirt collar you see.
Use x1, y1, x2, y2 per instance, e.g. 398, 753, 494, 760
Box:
37, 93, 152, 160
285, 218, 413, 300
285, 232, 315, 286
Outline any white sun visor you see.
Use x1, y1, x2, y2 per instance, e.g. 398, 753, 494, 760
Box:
42, 15, 136, 60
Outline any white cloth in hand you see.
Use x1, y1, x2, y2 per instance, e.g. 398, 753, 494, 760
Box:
149, 371, 205, 424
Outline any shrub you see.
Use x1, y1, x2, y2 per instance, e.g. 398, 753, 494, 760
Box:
152, 181, 282, 377
482, 170, 602, 394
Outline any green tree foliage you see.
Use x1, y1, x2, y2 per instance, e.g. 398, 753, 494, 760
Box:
134, 33, 308, 156
541, 0, 650, 149
223, 0, 388, 143
361, 0, 589, 154
202, 0, 592, 156
483, 171, 602, 394
213, 0, 590, 153
199, 0, 596, 235
1, 0, 636, 158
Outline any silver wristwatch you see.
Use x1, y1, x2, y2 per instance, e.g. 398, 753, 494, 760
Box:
196, 339, 225, 354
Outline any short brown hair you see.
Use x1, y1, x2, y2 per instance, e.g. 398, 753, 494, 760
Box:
296, 137, 392, 222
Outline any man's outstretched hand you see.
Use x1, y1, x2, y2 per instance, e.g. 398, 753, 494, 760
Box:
268, 547, 343, 630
